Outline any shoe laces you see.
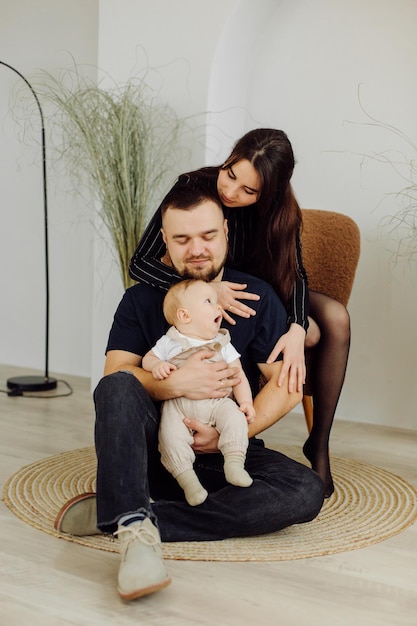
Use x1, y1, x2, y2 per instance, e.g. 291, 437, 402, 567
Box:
114, 523, 157, 547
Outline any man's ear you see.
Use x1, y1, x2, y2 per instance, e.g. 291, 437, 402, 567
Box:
177, 308, 191, 324
224, 219, 229, 241
161, 228, 167, 245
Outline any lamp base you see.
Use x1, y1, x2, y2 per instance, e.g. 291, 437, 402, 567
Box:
7, 375, 58, 392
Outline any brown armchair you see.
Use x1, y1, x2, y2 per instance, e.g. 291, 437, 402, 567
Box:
300, 209, 361, 431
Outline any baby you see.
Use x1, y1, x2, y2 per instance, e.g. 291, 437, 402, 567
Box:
142, 279, 255, 506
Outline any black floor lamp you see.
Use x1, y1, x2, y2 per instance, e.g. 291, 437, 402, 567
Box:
1, 61, 57, 392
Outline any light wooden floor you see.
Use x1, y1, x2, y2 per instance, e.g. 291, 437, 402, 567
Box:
1, 364, 416, 626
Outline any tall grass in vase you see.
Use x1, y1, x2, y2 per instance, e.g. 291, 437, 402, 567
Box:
42, 69, 184, 288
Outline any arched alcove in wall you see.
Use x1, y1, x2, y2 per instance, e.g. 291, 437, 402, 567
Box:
205, 0, 278, 163
205, 0, 417, 429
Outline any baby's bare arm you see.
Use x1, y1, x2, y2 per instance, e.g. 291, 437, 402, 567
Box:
142, 350, 177, 380
229, 358, 255, 423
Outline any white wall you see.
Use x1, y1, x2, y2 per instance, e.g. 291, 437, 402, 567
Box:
90, 0, 242, 387
0, 0, 98, 378
243, 0, 417, 429
1, 0, 416, 430
95, 0, 417, 430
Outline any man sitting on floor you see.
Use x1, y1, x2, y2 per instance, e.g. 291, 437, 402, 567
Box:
56, 180, 324, 601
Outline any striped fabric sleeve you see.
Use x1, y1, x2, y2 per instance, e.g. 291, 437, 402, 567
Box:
287, 231, 309, 330
128, 173, 310, 328
128, 169, 218, 291
128, 206, 181, 292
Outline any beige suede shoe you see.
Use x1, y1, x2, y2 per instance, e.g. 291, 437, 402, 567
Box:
115, 518, 171, 601
54, 492, 100, 536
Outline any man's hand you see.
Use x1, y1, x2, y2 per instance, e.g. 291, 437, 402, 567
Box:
184, 417, 219, 453
104, 348, 240, 402
172, 349, 241, 400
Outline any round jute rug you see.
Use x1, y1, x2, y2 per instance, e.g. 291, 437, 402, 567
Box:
3, 445, 417, 562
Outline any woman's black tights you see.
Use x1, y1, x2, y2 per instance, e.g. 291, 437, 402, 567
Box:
303, 290, 351, 497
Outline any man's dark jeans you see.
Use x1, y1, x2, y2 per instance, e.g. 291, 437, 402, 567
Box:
94, 371, 324, 541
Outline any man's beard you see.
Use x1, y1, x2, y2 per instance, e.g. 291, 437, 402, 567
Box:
179, 250, 228, 282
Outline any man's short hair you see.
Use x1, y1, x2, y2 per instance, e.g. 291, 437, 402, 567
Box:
160, 177, 223, 219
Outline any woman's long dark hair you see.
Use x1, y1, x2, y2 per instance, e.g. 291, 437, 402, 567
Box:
222, 128, 302, 306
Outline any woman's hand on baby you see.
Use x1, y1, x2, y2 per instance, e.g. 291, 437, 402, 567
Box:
211, 281, 260, 325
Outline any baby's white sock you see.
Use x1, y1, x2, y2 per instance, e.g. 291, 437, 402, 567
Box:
176, 469, 208, 506
224, 453, 253, 487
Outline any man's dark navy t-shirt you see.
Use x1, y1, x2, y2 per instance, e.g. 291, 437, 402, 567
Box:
106, 268, 288, 394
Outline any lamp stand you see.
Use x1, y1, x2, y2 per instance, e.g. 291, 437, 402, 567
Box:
7, 376, 57, 392
1, 61, 57, 393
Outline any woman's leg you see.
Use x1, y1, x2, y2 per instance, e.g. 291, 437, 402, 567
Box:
303, 290, 351, 497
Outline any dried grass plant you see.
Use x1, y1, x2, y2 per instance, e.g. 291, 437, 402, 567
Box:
352, 92, 417, 264
366, 125, 417, 263
40, 68, 185, 288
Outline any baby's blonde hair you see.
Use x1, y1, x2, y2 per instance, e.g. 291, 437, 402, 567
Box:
163, 279, 206, 326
